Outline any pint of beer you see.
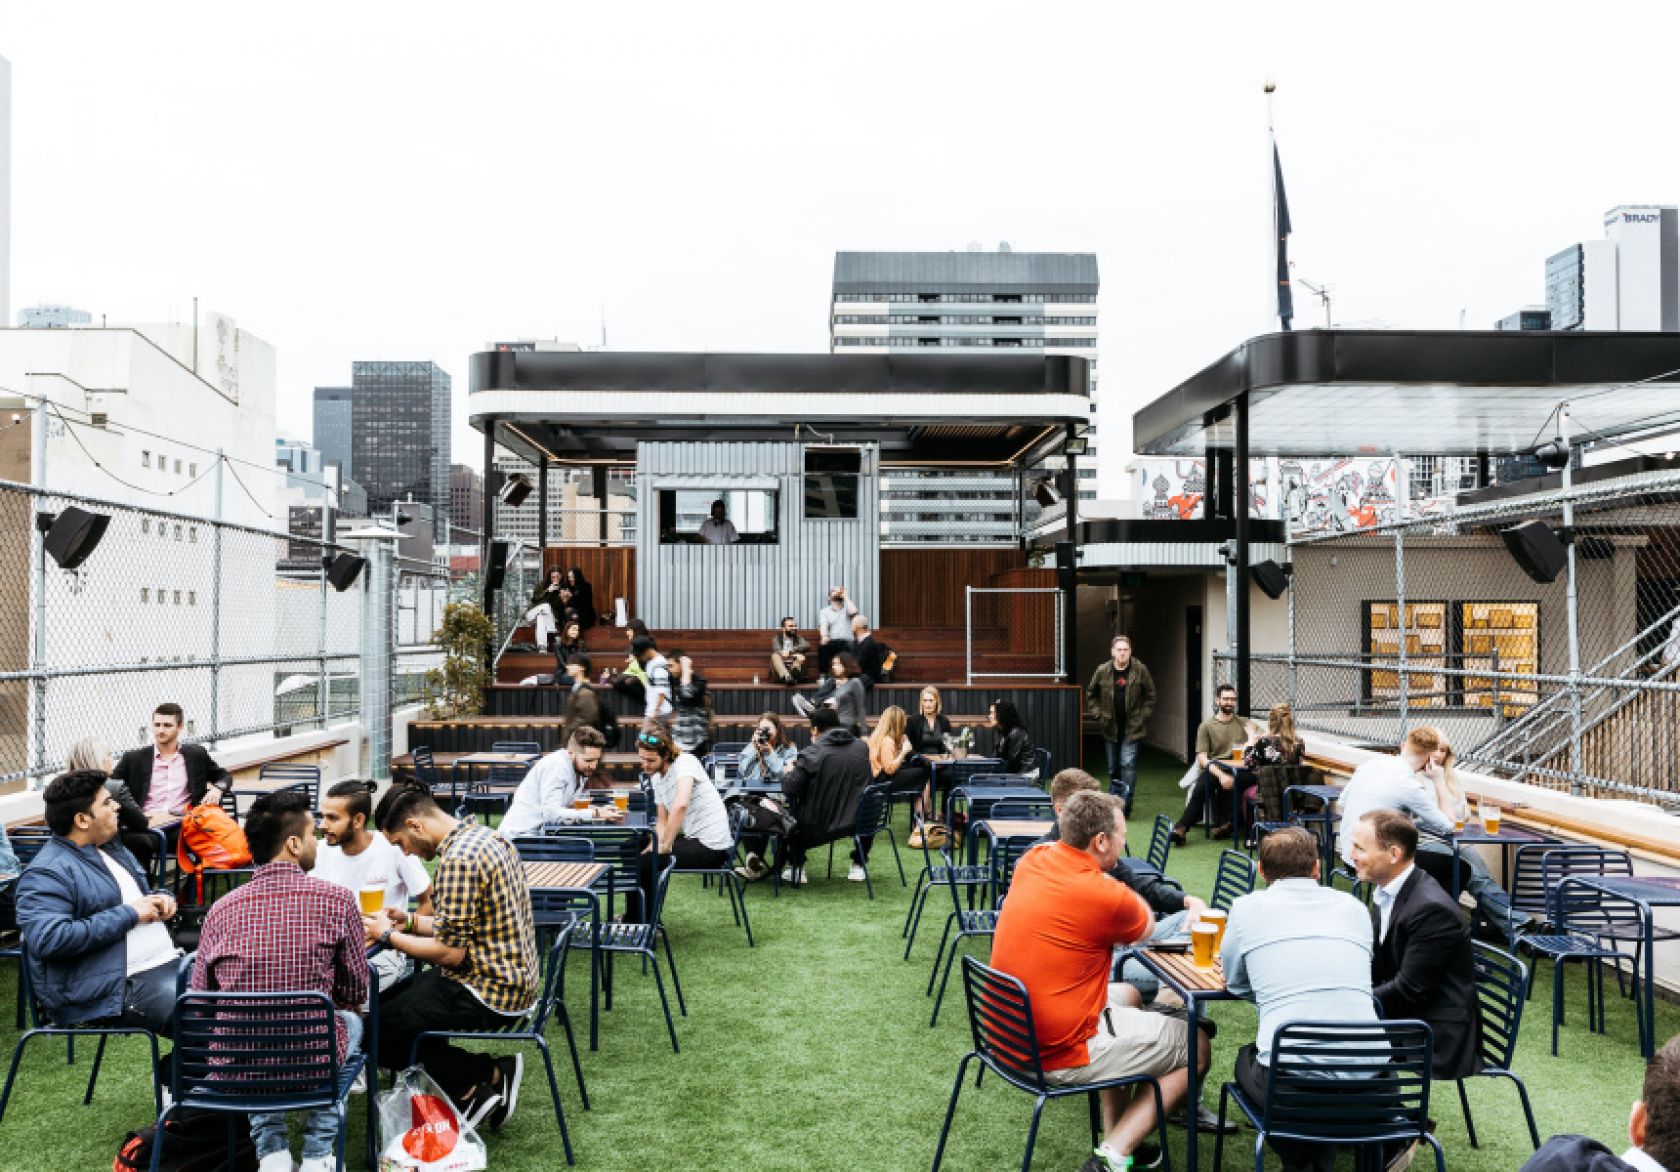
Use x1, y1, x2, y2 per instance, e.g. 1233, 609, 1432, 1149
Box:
358, 886, 384, 916
573, 796, 592, 811
1191, 922, 1220, 969
1200, 908, 1228, 952
1483, 804, 1501, 835
614, 793, 630, 811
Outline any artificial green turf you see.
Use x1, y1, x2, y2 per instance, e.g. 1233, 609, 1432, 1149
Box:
0, 748, 1661, 1170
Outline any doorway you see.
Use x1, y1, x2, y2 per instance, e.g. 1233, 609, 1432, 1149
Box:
1185, 604, 1203, 761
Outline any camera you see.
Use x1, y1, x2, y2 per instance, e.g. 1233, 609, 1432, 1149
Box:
754, 730, 769, 745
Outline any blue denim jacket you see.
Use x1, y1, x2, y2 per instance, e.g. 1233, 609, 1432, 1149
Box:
16, 836, 151, 1024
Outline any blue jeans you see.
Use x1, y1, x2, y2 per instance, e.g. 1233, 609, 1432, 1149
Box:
1104, 738, 1139, 805
1115, 910, 1189, 1001
249, 1009, 363, 1161
1416, 840, 1526, 943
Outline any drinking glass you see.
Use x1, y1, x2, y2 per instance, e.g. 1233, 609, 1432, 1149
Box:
1191, 922, 1219, 969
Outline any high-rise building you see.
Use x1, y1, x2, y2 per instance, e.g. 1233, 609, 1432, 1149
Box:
347, 362, 452, 518
830, 248, 1098, 543
17, 304, 92, 329
312, 386, 353, 478
1494, 306, 1552, 331
1545, 206, 1677, 331
0, 55, 10, 328
449, 463, 484, 535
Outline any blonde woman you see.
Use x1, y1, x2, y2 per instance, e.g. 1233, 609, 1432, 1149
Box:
64, 736, 157, 874
904, 687, 951, 842
1412, 726, 1527, 943
869, 706, 928, 800
1422, 733, 1469, 825
1242, 703, 1304, 770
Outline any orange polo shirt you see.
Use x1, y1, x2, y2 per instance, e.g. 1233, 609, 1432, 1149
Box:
990, 840, 1154, 1070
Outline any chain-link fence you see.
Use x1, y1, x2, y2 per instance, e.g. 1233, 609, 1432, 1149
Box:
1216, 466, 1680, 803
0, 478, 449, 792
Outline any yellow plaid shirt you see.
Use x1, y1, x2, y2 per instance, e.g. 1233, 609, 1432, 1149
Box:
432, 821, 538, 1014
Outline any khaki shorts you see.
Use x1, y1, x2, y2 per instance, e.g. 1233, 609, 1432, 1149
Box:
1045, 983, 1190, 1087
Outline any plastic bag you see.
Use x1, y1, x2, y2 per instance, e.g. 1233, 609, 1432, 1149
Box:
1178, 764, 1201, 791
377, 1065, 488, 1172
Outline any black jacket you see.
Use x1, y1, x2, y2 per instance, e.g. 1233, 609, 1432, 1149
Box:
1518, 1136, 1641, 1172
1372, 866, 1481, 1080
907, 714, 952, 756
1038, 823, 1185, 915
783, 729, 873, 845
994, 726, 1036, 775
855, 635, 894, 687
110, 743, 229, 811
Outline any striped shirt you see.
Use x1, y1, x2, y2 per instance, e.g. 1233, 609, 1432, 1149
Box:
432, 821, 539, 1015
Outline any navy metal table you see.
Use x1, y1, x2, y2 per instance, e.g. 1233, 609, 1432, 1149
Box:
1447, 823, 1557, 896
1564, 874, 1680, 1058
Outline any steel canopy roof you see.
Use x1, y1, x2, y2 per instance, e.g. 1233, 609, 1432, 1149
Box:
1133, 330, 1680, 457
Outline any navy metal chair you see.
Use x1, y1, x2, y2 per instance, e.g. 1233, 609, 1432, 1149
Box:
1215, 1019, 1444, 1172
1033, 746, 1052, 779
710, 741, 751, 759
2, 832, 52, 1032
1524, 869, 1644, 1056
256, 762, 321, 810
934, 758, 1005, 822
155, 991, 362, 1172
0, 945, 163, 1126
700, 753, 741, 786
673, 803, 755, 945
931, 955, 1170, 1172
537, 823, 651, 1049
594, 856, 683, 1053
1119, 814, 1172, 880
1210, 849, 1257, 912
928, 839, 1027, 1028
826, 783, 905, 899
527, 888, 602, 1080
1458, 942, 1541, 1151
410, 930, 583, 1164
903, 814, 993, 961
986, 798, 1054, 821
409, 744, 443, 793
458, 762, 530, 823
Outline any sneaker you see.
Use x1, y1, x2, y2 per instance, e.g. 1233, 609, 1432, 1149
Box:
780, 865, 807, 886
847, 863, 867, 882
791, 694, 815, 717
484, 1054, 524, 1132
1210, 823, 1234, 840
299, 1159, 336, 1172
733, 852, 767, 881
349, 1067, 367, 1094
257, 1153, 296, 1172
907, 829, 924, 849
1168, 826, 1188, 847
1168, 1099, 1239, 1134
1133, 1141, 1164, 1169
457, 1083, 503, 1132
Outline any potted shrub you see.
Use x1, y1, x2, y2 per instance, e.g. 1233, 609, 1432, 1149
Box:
424, 602, 494, 719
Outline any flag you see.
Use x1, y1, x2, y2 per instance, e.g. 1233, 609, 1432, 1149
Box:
1273, 142, 1294, 330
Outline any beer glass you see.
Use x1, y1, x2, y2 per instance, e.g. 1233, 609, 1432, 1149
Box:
614, 792, 630, 812
1200, 908, 1228, 951
358, 885, 384, 916
1191, 922, 1219, 969
1483, 804, 1501, 835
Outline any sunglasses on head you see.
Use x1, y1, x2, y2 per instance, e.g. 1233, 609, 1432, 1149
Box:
637, 732, 662, 749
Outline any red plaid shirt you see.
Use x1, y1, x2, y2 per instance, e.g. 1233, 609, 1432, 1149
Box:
191, 861, 370, 1061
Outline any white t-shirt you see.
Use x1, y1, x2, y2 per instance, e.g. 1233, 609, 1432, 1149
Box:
313, 834, 432, 913
99, 851, 179, 977
652, 753, 734, 851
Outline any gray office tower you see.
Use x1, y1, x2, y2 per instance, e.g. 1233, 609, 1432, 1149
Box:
348, 361, 453, 518
312, 386, 354, 478
830, 248, 1098, 543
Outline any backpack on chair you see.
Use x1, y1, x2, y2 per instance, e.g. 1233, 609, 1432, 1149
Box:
176, 803, 252, 903
114, 1108, 257, 1172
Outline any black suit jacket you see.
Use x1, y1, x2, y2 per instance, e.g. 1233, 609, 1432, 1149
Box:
1371, 866, 1481, 1079
110, 744, 230, 811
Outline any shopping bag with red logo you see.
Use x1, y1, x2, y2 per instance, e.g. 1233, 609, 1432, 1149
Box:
377, 1065, 487, 1171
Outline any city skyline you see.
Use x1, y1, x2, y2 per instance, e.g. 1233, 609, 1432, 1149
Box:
4, 3, 1680, 479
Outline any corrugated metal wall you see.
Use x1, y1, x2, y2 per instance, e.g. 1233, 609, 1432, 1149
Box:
637, 441, 880, 629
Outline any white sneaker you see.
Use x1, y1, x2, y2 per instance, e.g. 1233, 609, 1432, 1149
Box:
257, 1152, 296, 1172
780, 866, 807, 886
299, 1159, 336, 1172
847, 863, 868, 882
791, 695, 815, 717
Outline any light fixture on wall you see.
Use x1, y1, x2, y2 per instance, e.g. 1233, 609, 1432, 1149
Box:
1032, 478, 1062, 507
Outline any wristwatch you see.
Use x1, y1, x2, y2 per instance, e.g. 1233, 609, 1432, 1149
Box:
379, 927, 396, 949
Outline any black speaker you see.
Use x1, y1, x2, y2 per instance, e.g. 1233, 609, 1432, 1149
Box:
499, 474, 533, 508
1500, 520, 1568, 585
1032, 478, 1060, 508
1249, 559, 1290, 600
40, 507, 111, 570
325, 552, 365, 592
486, 540, 511, 591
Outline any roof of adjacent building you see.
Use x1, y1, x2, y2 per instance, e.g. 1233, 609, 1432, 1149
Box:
833, 251, 1098, 296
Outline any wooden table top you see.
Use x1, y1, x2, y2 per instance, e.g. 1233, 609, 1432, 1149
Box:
522, 861, 608, 890
455, 752, 540, 766
1140, 948, 1228, 994
982, 819, 1052, 840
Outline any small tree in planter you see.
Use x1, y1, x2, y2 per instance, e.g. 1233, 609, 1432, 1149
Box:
424, 602, 494, 719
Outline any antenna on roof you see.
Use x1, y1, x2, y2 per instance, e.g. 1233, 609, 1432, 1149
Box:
600, 304, 607, 350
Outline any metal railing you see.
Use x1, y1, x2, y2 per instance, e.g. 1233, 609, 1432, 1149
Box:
0, 477, 449, 791
964, 586, 1064, 683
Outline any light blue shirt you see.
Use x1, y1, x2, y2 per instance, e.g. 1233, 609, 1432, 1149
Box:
1336, 755, 1453, 864
737, 742, 796, 783
1222, 877, 1379, 1068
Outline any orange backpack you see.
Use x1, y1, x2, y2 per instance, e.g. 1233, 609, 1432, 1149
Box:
176, 803, 252, 901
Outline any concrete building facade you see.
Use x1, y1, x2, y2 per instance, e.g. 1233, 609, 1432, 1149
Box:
348, 361, 452, 519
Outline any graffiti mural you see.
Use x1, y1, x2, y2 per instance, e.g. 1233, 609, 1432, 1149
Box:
1138, 456, 1409, 534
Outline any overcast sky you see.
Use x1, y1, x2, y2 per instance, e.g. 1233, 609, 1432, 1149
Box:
7, 0, 1680, 497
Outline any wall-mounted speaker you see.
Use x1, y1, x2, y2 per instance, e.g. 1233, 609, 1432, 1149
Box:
1500, 520, 1568, 585
1249, 559, 1291, 600
325, 552, 365, 592
498, 474, 533, 508
38, 507, 111, 570
1032, 478, 1061, 508
486, 540, 511, 591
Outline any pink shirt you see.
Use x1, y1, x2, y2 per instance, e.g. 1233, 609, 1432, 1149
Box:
144, 748, 191, 815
